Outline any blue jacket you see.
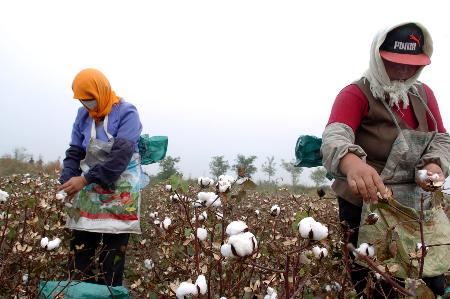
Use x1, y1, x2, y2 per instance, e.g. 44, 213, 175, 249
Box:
59, 100, 142, 185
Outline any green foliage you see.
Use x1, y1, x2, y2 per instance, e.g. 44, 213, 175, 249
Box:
232, 154, 257, 177
281, 159, 303, 186
310, 166, 327, 187
209, 156, 230, 180
157, 155, 181, 180
169, 174, 188, 193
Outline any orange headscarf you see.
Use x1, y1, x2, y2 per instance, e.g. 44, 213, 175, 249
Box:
72, 68, 120, 122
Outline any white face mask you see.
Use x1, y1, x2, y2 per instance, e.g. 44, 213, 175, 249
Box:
80, 99, 97, 110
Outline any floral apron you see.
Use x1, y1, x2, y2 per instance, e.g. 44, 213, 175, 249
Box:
357, 98, 450, 278
66, 115, 142, 234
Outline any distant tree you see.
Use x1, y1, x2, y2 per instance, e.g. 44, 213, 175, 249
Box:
232, 154, 257, 177
209, 156, 230, 180
13, 147, 30, 161
261, 156, 277, 182
157, 156, 181, 180
37, 154, 44, 167
310, 166, 328, 187
281, 159, 303, 186
29, 156, 34, 164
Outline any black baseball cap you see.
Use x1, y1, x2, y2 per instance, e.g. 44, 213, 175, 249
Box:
379, 23, 430, 66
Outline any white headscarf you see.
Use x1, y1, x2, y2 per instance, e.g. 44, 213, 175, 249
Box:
363, 22, 433, 109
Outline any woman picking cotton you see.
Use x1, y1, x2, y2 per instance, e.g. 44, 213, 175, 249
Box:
58, 68, 145, 286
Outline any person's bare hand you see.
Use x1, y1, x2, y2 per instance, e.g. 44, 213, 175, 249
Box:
58, 176, 87, 197
339, 153, 387, 203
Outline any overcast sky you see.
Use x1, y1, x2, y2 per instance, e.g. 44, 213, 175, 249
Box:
1, 1, 450, 184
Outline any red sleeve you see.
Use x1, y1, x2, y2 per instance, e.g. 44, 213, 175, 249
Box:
327, 84, 369, 132
423, 83, 446, 133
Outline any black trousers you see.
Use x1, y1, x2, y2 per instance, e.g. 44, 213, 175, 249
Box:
338, 198, 446, 297
69, 230, 130, 286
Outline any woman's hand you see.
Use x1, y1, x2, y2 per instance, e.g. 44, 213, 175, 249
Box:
58, 176, 88, 198
339, 153, 387, 203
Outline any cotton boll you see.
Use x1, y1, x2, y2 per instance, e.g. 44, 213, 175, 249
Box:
298, 217, 316, 238
197, 211, 208, 221
218, 175, 235, 184
356, 243, 375, 257
154, 219, 160, 225
165, 185, 172, 192
22, 273, 28, 285
264, 287, 277, 299
176, 282, 198, 298
205, 194, 221, 207
312, 246, 328, 259
217, 181, 231, 193
228, 232, 257, 257
40, 237, 49, 248
0, 189, 9, 202
197, 227, 208, 241
226, 221, 248, 236
310, 221, 328, 241
221, 243, 234, 257
416, 243, 428, 252
195, 274, 207, 295
144, 258, 154, 270
215, 212, 223, 220
161, 217, 172, 230
198, 177, 214, 187
417, 169, 428, 182
270, 205, 280, 217
46, 238, 61, 250
255, 209, 260, 216
55, 191, 67, 201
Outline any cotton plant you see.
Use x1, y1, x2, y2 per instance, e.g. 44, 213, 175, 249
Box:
197, 191, 222, 207
270, 204, 280, 217
355, 243, 375, 258
175, 274, 207, 298
365, 212, 379, 225
198, 177, 214, 188
417, 169, 444, 190
216, 174, 235, 193
149, 211, 159, 218
298, 217, 328, 241
312, 246, 328, 259
161, 217, 172, 230
221, 232, 258, 258
196, 227, 208, 241
263, 286, 277, 299
22, 273, 28, 285
225, 220, 248, 236
55, 190, 67, 201
144, 258, 154, 270
192, 211, 208, 223
221, 221, 257, 258
0, 189, 9, 203
40, 236, 62, 251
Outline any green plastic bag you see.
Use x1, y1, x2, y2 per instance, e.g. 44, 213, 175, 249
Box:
138, 135, 168, 165
38, 280, 129, 299
294, 135, 323, 167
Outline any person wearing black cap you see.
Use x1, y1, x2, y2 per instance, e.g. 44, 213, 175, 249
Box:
321, 22, 450, 297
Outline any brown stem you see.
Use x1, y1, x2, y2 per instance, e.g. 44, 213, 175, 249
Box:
418, 194, 426, 278
346, 243, 414, 297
